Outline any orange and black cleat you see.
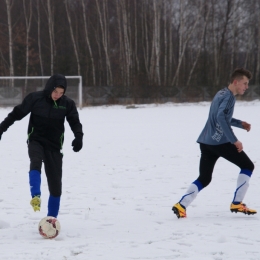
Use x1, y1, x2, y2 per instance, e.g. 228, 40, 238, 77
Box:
230, 202, 257, 215
172, 203, 187, 218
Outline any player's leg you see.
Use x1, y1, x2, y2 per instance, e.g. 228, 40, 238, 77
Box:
28, 141, 44, 211
172, 143, 219, 218
216, 143, 256, 214
44, 150, 63, 218
179, 144, 219, 207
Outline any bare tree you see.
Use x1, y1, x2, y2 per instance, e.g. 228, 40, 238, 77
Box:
36, 0, 44, 77
163, 0, 168, 85
46, 0, 55, 75
23, 0, 32, 77
115, 0, 124, 85
254, 0, 260, 84
171, 0, 202, 86
95, 0, 113, 85
64, 0, 81, 76
5, 0, 14, 79
243, 28, 254, 69
81, 0, 96, 85
22, 0, 33, 94
133, 0, 140, 74
167, 1, 175, 85
229, 13, 236, 77
186, 1, 211, 86
152, 0, 161, 85
0, 48, 9, 75
212, 0, 233, 86
94, 27, 103, 86
148, 2, 156, 85
121, 0, 131, 88
141, 0, 152, 84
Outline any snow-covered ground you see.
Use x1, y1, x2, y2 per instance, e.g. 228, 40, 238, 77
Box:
0, 101, 260, 260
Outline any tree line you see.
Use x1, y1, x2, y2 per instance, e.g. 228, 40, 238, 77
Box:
0, 0, 259, 100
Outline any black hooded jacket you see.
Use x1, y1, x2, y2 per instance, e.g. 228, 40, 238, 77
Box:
0, 74, 83, 151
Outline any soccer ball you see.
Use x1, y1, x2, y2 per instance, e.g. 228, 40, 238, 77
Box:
38, 216, 61, 239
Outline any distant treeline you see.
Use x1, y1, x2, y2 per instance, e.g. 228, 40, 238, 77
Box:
0, 0, 260, 99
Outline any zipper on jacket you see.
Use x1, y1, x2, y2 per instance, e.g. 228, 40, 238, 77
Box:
54, 100, 58, 108
27, 127, 34, 143
48, 98, 58, 117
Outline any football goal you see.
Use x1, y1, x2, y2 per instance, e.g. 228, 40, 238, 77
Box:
0, 76, 83, 109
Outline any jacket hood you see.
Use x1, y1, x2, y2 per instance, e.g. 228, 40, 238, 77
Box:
44, 74, 67, 96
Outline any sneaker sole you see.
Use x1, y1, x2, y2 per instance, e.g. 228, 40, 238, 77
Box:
230, 209, 257, 215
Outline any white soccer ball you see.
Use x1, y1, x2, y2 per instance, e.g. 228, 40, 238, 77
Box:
38, 216, 61, 239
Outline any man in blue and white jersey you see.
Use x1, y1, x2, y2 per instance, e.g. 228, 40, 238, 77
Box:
172, 68, 256, 218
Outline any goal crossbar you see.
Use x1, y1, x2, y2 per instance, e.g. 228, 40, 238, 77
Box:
0, 76, 83, 109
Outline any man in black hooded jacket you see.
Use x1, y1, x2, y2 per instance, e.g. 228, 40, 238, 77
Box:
0, 74, 83, 218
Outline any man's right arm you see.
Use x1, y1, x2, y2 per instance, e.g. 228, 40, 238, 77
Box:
0, 93, 34, 136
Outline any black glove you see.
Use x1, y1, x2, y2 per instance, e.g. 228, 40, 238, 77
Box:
72, 134, 83, 152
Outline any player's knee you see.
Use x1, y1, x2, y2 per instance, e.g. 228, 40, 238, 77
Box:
249, 161, 254, 172
30, 160, 42, 172
49, 185, 62, 197
242, 161, 254, 173
30, 165, 41, 173
50, 191, 62, 197
197, 177, 211, 188
240, 165, 254, 177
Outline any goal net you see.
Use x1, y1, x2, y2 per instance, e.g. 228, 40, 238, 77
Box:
0, 76, 83, 108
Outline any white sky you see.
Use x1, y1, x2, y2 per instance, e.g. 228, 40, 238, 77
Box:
0, 101, 260, 260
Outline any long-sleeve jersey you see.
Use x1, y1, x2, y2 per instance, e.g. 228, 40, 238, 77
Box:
197, 87, 243, 145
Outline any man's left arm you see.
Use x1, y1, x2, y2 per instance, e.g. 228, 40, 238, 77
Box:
231, 118, 251, 132
66, 101, 83, 152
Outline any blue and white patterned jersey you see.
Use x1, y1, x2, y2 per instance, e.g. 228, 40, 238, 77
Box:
197, 87, 243, 145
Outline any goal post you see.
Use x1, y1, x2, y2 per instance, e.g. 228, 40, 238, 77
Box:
0, 76, 83, 109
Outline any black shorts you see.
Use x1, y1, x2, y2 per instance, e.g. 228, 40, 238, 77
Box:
28, 141, 63, 196
198, 143, 254, 188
